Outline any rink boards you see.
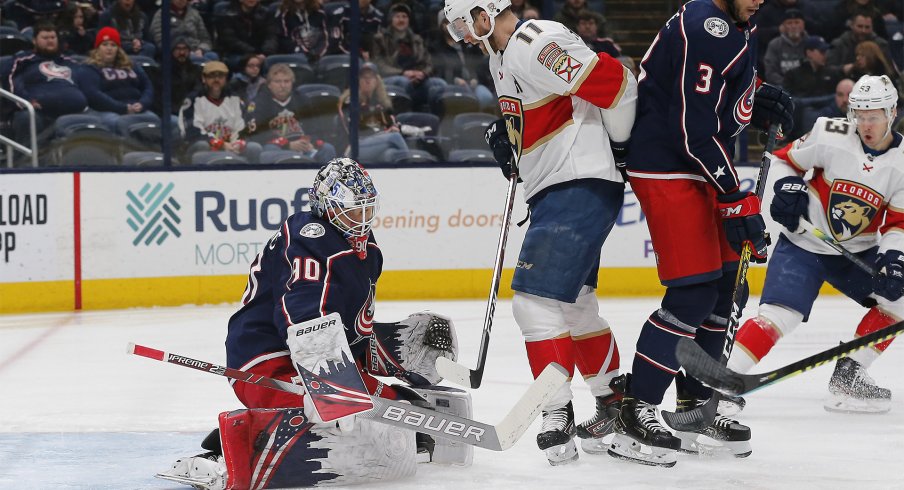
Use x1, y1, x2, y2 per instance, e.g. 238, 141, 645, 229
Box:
0, 165, 784, 313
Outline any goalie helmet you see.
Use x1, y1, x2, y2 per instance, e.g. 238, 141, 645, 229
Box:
847, 74, 899, 138
310, 158, 380, 238
444, 0, 511, 53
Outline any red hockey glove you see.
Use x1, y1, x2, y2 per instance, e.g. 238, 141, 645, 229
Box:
717, 191, 770, 263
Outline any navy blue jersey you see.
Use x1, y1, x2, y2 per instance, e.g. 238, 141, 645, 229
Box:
628, 0, 758, 194
226, 212, 382, 373
8, 53, 88, 117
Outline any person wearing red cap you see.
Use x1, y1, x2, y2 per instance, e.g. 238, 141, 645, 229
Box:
80, 26, 159, 135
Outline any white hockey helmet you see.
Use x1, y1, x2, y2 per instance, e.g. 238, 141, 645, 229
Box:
847, 74, 899, 137
310, 157, 380, 237
444, 0, 511, 51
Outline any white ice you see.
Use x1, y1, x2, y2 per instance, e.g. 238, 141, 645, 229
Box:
1, 296, 903, 489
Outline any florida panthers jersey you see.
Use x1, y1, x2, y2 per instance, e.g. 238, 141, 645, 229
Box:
773, 117, 904, 254
489, 19, 637, 200
628, 0, 758, 195
226, 212, 382, 374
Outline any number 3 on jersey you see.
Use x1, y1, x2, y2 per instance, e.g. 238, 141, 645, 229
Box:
291, 257, 321, 283
695, 63, 713, 94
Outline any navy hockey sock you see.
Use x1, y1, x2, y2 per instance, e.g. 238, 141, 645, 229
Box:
630, 310, 695, 405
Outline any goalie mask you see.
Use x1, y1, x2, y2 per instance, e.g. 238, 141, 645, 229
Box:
368, 312, 459, 386
847, 74, 899, 140
311, 158, 380, 257
444, 0, 511, 53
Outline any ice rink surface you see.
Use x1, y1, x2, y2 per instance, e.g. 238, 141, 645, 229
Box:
1, 295, 903, 489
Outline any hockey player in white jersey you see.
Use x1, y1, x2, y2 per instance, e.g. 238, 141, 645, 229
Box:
444, 0, 637, 465
728, 75, 904, 415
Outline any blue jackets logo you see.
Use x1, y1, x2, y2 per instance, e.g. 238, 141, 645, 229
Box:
127, 182, 182, 246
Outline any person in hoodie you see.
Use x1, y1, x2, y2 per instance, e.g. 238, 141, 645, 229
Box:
149, 0, 216, 61
81, 26, 157, 132
9, 22, 88, 148
763, 9, 809, 86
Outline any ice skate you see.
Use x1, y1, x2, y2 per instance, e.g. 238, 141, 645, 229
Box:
824, 357, 892, 414
673, 374, 751, 457
536, 401, 579, 466
576, 376, 625, 454
156, 452, 226, 490
717, 394, 746, 416
608, 396, 680, 468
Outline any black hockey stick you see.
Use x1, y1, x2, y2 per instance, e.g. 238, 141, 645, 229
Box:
436, 170, 519, 389
797, 218, 877, 276
662, 123, 781, 431
128, 342, 566, 451
676, 317, 904, 396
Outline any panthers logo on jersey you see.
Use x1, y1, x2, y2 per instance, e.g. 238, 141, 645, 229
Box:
828, 179, 883, 240
498, 96, 524, 160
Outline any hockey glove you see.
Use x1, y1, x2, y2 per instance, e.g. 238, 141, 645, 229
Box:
770, 176, 809, 232
717, 191, 770, 263
874, 251, 904, 301
611, 139, 629, 180
485, 118, 519, 180
751, 83, 794, 134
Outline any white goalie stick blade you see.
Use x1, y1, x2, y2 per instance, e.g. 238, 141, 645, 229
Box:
127, 343, 568, 451
435, 356, 475, 388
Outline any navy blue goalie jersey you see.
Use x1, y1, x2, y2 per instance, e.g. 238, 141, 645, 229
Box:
226, 212, 382, 372
628, 0, 758, 194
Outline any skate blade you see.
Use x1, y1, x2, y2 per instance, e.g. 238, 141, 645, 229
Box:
607, 434, 677, 468
155, 472, 218, 490
544, 439, 579, 466
676, 432, 752, 458
823, 394, 891, 414
580, 434, 615, 455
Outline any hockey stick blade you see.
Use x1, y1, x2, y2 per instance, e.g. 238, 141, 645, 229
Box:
435, 355, 475, 388
676, 318, 904, 396
127, 343, 568, 451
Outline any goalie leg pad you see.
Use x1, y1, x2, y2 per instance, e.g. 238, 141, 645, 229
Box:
219, 407, 417, 489
409, 385, 475, 466
368, 312, 459, 386
287, 313, 373, 423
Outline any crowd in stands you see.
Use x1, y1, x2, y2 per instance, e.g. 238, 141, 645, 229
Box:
1, 0, 903, 166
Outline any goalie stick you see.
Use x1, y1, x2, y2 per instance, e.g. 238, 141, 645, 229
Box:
436, 169, 519, 389
127, 342, 565, 451
675, 317, 904, 396
662, 123, 781, 432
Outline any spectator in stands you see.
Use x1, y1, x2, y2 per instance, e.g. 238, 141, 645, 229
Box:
380, 0, 430, 36
228, 53, 267, 104
801, 78, 855, 130
338, 62, 408, 162
5, 0, 68, 31
214, 0, 277, 68
58, 4, 95, 55
825, 0, 889, 42
763, 9, 809, 85
328, 0, 384, 57
755, 0, 821, 45
245, 63, 337, 162
510, 0, 537, 19
372, 3, 445, 112
151, 37, 202, 117
99, 0, 155, 57
522, 6, 541, 20
150, 0, 216, 61
784, 35, 844, 97
276, 0, 329, 62
9, 22, 88, 147
81, 26, 157, 130
575, 9, 620, 58
430, 9, 495, 112
846, 40, 904, 97
827, 13, 895, 69
179, 61, 262, 162
555, 0, 603, 35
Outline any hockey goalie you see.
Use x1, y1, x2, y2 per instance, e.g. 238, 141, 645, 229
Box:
157, 158, 470, 489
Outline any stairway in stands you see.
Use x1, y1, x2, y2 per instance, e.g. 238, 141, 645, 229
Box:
605, 0, 673, 63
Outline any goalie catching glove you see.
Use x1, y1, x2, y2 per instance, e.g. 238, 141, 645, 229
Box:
368, 312, 459, 386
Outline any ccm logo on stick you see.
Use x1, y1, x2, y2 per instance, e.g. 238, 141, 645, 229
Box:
380, 406, 486, 442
